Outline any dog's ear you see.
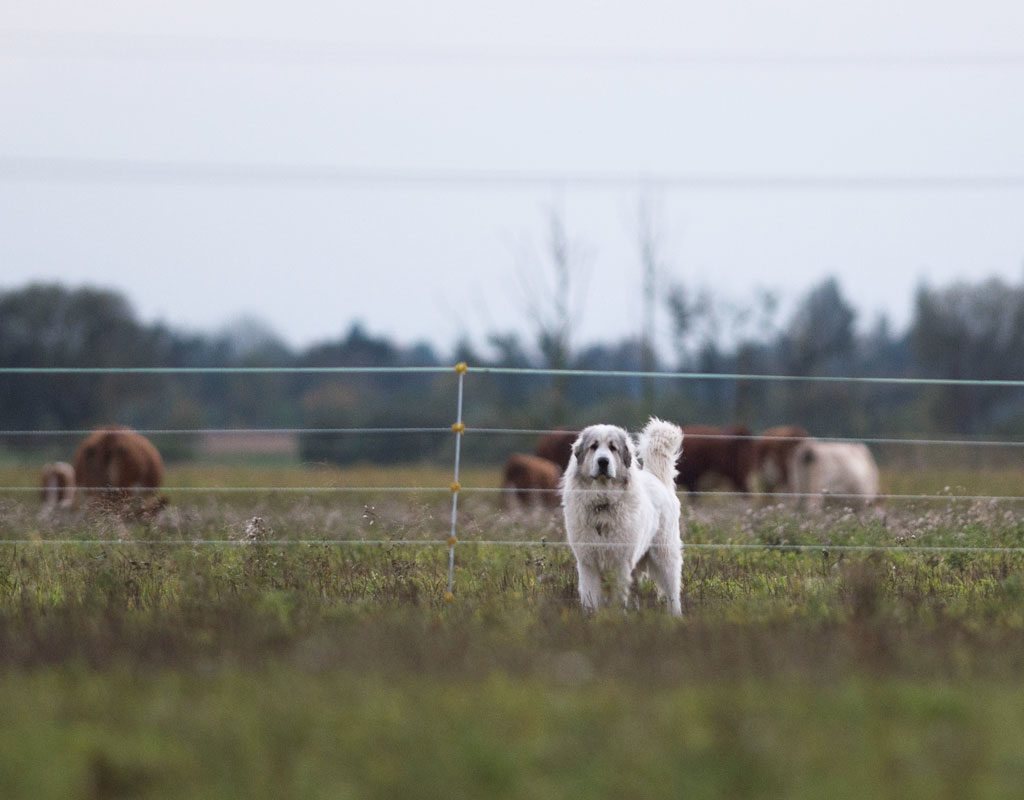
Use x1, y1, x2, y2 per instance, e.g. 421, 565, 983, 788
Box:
572, 431, 590, 464
618, 431, 632, 469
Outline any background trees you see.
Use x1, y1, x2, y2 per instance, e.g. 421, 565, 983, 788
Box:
909, 279, 1024, 435
1, 275, 1022, 465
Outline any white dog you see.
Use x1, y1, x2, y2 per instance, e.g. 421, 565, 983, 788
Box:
561, 417, 684, 615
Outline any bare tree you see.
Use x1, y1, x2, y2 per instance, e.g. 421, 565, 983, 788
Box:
634, 194, 668, 411
512, 203, 591, 423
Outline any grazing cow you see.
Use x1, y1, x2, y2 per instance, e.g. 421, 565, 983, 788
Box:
534, 429, 578, 472
753, 425, 809, 494
789, 439, 880, 510
675, 424, 754, 496
39, 461, 76, 515
72, 426, 164, 510
501, 453, 562, 509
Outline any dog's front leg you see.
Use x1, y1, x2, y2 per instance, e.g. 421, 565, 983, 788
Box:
576, 560, 604, 613
611, 562, 635, 609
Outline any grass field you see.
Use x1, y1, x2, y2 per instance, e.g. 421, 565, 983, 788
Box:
2, 463, 1024, 798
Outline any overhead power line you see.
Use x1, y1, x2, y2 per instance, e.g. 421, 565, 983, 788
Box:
3, 156, 1024, 191
3, 31, 1024, 69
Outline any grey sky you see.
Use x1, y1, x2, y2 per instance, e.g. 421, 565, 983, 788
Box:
2, 1, 1023, 358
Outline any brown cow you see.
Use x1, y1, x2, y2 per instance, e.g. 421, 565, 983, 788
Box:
72, 426, 164, 511
752, 425, 809, 494
39, 461, 76, 515
676, 424, 754, 496
534, 429, 578, 471
501, 453, 563, 509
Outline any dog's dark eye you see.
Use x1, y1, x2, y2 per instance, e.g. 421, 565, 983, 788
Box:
609, 443, 617, 452
589, 442, 598, 451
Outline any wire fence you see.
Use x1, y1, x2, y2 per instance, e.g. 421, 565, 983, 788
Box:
5, 426, 1024, 451
5, 485, 1024, 503
3, 540, 1024, 557
4, 363, 1024, 588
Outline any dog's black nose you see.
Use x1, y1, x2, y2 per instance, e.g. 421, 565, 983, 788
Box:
597, 456, 609, 474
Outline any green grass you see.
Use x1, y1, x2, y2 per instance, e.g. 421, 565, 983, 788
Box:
1, 463, 1024, 798
4, 670, 1024, 800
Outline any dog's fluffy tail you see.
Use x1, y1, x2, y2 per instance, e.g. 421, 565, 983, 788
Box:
638, 417, 683, 488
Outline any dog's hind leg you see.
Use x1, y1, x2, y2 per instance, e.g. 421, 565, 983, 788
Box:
647, 544, 683, 616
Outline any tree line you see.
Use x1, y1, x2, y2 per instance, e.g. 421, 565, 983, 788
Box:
1, 277, 1022, 465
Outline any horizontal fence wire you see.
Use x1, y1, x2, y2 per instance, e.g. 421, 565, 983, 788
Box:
467, 366, 1024, 388
1, 427, 453, 437
474, 489, 1024, 502
3, 487, 452, 493
0, 365, 451, 375
3, 364, 1024, 387
474, 429, 1024, 449
4, 426, 1024, 450
3, 539, 1024, 556
4, 487, 1024, 502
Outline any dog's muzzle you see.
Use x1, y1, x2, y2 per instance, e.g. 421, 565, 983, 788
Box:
590, 451, 618, 480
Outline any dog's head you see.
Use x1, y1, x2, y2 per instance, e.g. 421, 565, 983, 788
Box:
571, 424, 634, 483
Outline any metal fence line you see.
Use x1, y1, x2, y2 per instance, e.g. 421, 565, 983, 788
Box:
0, 365, 451, 375
467, 427, 1024, 448
3, 538, 1024, 556
472, 487, 1024, 502
3, 486, 1024, 502
0, 427, 452, 437
0, 486, 450, 493
483, 489, 1024, 502
465, 365, 1024, 388
3, 363, 1024, 388
4, 426, 1024, 450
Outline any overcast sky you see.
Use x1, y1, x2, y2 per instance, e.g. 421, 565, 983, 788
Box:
2, 1, 1023, 358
